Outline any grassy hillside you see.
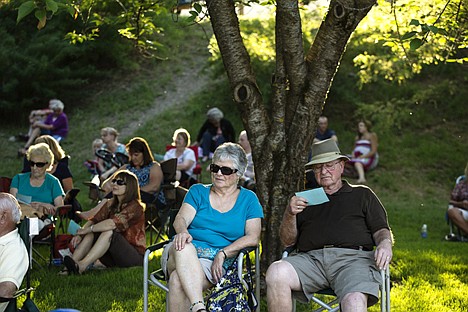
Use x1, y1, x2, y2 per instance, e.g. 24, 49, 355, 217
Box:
0, 12, 467, 312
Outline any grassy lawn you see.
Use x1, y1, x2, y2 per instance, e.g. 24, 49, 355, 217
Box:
1, 16, 467, 312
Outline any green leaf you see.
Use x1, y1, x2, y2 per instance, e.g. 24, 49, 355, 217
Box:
193, 3, 202, 13
45, 0, 58, 13
409, 19, 420, 26
401, 31, 417, 41
17, 1, 36, 24
409, 38, 423, 50
428, 25, 439, 34
35, 8, 47, 29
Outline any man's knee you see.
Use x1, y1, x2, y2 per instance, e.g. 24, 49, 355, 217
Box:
266, 260, 296, 288
341, 292, 367, 311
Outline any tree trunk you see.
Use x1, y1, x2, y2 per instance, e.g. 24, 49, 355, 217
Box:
206, 0, 376, 269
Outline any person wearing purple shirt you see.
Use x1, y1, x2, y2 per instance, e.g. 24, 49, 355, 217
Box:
20, 99, 69, 155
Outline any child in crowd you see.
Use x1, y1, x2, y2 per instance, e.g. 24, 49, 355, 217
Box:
84, 138, 104, 176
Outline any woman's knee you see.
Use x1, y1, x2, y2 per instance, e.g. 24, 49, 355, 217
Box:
99, 229, 114, 243
447, 207, 460, 218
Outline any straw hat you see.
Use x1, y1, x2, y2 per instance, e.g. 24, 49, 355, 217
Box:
305, 139, 349, 167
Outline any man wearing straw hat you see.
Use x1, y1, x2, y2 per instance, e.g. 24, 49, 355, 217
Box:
266, 139, 393, 312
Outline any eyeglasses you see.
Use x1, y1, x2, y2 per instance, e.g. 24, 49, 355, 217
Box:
111, 179, 127, 186
312, 161, 341, 174
29, 161, 48, 168
210, 164, 238, 176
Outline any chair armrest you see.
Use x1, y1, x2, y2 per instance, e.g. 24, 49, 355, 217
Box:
236, 246, 258, 279
146, 240, 171, 253
282, 245, 296, 258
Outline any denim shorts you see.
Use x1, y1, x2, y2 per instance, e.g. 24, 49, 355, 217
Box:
161, 241, 225, 284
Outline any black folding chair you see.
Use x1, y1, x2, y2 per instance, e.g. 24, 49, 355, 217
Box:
145, 158, 184, 244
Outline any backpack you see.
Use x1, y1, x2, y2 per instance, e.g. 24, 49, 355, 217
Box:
206, 254, 257, 311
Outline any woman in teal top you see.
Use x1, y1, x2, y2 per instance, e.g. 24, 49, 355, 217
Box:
162, 142, 263, 312
10, 143, 64, 217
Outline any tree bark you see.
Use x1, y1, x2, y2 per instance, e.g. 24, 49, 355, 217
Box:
206, 0, 376, 268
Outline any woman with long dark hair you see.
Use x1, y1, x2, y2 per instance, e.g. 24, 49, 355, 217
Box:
63, 170, 145, 275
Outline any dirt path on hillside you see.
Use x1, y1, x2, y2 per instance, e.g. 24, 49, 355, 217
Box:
119, 51, 212, 139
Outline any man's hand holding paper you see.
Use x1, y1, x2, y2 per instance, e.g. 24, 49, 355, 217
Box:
295, 188, 330, 206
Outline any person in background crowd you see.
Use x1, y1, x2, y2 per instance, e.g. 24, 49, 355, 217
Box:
22, 135, 74, 193
194, 107, 235, 163
313, 116, 338, 143
19, 99, 69, 156
344, 119, 379, 184
10, 143, 64, 222
164, 128, 197, 186
238, 130, 255, 190
63, 170, 145, 275
97, 127, 127, 183
445, 162, 468, 241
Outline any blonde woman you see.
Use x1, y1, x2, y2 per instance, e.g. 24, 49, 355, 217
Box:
10, 143, 64, 218
164, 128, 196, 185
21, 135, 74, 192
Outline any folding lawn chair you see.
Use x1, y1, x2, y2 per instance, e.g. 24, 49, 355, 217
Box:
143, 243, 261, 312
145, 158, 186, 244
165, 145, 202, 188
282, 246, 390, 312
32, 205, 73, 267
83, 149, 129, 203
0, 218, 40, 312
0, 176, 13, 193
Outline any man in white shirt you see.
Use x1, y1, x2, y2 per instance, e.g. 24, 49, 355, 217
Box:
0, 193, 29, 312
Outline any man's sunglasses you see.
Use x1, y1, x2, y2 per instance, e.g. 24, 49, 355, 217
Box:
209, 164, 238, 176
29, 161, 48, 168
111, 179, 127, 186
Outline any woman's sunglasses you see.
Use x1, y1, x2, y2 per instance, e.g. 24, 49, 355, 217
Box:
29, 161, 48, 168
209, 164, 238, 176
111, 179, 127, 186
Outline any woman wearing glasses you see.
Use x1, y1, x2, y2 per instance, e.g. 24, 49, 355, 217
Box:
161, 143, 263, 312
22, 135, 74, 192
10, 143, 64, 218
63, 170, 146, 275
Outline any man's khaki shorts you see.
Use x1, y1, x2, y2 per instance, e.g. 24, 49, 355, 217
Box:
283, 247, 382, 307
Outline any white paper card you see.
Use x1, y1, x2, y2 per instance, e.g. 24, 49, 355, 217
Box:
29, 217, 39, 235
295, 188, 330, 206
